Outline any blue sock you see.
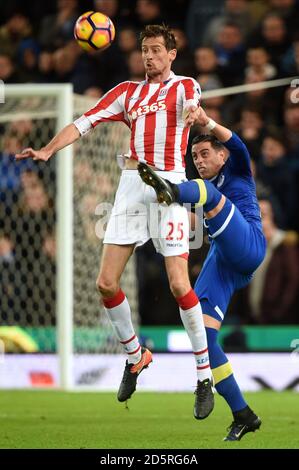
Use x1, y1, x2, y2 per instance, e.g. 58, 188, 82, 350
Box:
177, 179, 221, 211
206, 327, 247, 413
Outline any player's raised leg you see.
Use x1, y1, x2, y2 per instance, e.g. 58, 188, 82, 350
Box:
138, 167, 265, 272
97, 244, 152, 402
138, 165, 222, 214
203, 316, 261, 441
164, 255, 214, 419
138, 163, 224, 213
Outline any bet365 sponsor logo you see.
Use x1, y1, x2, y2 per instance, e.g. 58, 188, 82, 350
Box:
129, 100, 166, 121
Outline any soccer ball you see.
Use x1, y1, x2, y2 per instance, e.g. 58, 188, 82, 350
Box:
74, 11, 115, 52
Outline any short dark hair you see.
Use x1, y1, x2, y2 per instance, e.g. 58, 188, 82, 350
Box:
191, 134, 225, 152
139, 24, 177, 51
263, 129, 286, 148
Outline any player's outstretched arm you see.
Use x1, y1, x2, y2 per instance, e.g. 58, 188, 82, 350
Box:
196, 107, 232, 142
15, 123, 81, 161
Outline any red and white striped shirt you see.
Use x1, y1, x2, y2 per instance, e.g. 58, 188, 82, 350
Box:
74, 71, 201, 172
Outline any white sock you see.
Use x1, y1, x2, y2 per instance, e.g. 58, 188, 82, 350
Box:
179, 304, 211, 381
103, 291, 141, 364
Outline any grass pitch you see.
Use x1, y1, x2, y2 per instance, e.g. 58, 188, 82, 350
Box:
0, 390, 298, 449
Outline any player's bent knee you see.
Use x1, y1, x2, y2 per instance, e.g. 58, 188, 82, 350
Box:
96, 276, 119, 298
169, 280, 190, 298
203, 314, 221, 330
205, 194, 226, 219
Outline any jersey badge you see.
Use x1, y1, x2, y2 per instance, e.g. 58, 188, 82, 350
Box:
158, 88, 168, 98
217, 173, 225, 188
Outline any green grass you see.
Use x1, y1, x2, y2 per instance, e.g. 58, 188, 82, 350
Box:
0, 391, 298, 449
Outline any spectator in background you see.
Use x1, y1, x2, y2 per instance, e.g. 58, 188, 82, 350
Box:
284, 100, 299, 165
91, 39, 128, 92
194, 47, 218, 72
93, 0, 131, 29
0, 233, 17, 324
194, 46, 222, 81
0, 12, 32, 57
37, 51, 57, 83
282, 34, 299, 75
0, 234, 14, 266
185, 0, 223, 50
0, 130, 34, 207
246, 0, 269, 24
52, 41, 80, 81
193, 47, 226, 109
116, 27, 139, 78
244, 197, 299, 324
283, 96, 299, 231
0, 169, 55, 326
251, 160, 285, 227
51, 41, 96, 94
214, 22, 246, 86
245, 47, 277, 80
224, 69, 282, 126
135, 0, 164, 30
170, 27, 195, 77
12, 171, 55, 326
196, 74, 225, 109
39, 0, 79, 50
248, 13, 290, 71
17, 38, 40, 82
270, 0, 299, 37
94, 0, 119, 20
126, 50, 145, 81
0, 54, 20, 83
117, 27, 138, 56
39, 231, 56, 326
257, 131, 297, 228
203, 0, 255, 47
233, 106, 267, 161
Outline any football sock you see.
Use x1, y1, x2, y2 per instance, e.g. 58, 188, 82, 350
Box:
233, 405, 254, 423
176, 179, 222, 211
177, 289, 211, 381
103, 289, 141, 364
206, 327, 247, 412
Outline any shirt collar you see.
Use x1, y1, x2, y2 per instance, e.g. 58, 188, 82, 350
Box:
144, 70, 175, 84
208, 174, 218, 182
209, 163, 226, 183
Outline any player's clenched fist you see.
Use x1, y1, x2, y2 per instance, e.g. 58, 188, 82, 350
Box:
196, 107, 210, 127
183, 105, 200, 128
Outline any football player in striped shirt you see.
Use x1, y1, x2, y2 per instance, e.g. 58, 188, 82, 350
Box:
16, 25, 214, 419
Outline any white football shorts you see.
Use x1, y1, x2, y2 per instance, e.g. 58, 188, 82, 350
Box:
103, 169, 189, 257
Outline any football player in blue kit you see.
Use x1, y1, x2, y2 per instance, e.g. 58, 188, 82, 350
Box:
138, 106, 266, 441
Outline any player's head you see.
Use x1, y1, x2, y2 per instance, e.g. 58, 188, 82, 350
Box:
191, 135, 227, 179
140, 24, 177, 78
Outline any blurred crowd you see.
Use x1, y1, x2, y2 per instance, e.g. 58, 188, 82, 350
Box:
0, 0, 299, 328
